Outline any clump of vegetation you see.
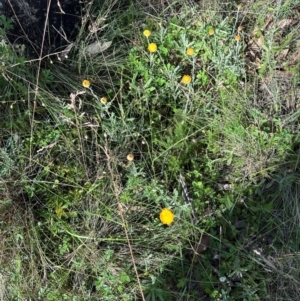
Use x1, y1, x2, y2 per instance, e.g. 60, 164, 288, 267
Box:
0, 0, 300, 300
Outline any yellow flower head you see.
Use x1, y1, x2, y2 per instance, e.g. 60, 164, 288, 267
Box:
159, 208, 174, 226
143, 29, 151, 37
148, 43, 157, 53
181, 75, 192, 85
237, 25, 243, 32
100, 97, 107, 104
235, 34, 241, 41
237, 3, 242, 9
186, 47, 194, 56
82, 79, 90, 88
208, 28, 215, 35
127, 153, 134, 161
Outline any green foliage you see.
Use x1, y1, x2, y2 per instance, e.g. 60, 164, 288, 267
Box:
144, 275, 171, 301
0, 0, 300, 301
0, 15, 14, 31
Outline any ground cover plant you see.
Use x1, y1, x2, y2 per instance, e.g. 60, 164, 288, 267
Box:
0, 0, 300, 300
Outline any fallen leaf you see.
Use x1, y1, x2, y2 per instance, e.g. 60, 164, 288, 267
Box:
193, 234, 210, 255
84, 41, 112, 55
276, 48, 289, 60
289, 51, 300, 66
275, 19, 293, 29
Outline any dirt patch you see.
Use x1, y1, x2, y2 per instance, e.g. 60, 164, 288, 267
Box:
4, 0, 83, 58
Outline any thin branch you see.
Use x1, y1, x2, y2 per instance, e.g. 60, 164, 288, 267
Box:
101, 145, 146, 301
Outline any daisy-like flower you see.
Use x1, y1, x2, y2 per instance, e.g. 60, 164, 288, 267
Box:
82, 79, 90, 88
181, 75, 192, 85
143, 29, 151, 37
127, 153, 134, 161
186, 47, 194, 56
100, 97, 107, 104
208, 28, 215, 35
148, 43, 157, 53
159, 208, 174, 226
235, 34, 241, 41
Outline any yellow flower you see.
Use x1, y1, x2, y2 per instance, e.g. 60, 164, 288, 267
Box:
235, 34, 241, 41
100, 97, 107, 104
181, 75, 192, 85
237, 3, 242, 9
237, 25, 243, 32
143, 29, 151, 37
127, 153, 134, 161
148, 43, 157, 53
186, 47, 194, 56
159, 208, 174, 226
208, 28, 215, 35
82, 79, 90, 88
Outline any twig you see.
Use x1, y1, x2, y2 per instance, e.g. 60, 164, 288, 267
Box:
101, 145, 146, 301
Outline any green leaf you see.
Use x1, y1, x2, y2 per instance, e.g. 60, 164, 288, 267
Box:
119, 273, 130, 283
0, 15, 14, 30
